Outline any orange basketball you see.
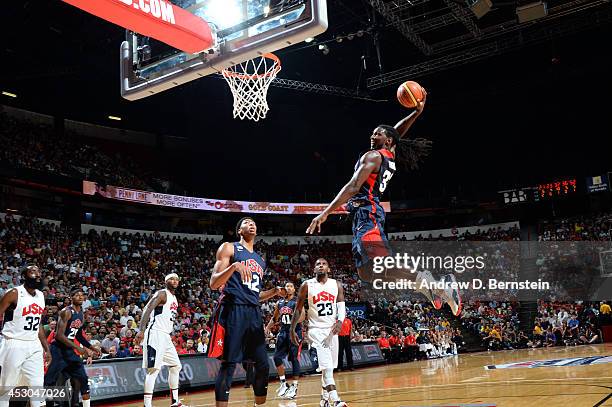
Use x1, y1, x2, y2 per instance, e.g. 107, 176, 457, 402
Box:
397, 81, 425, 108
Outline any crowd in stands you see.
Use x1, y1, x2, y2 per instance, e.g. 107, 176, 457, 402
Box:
0, 113, 157, 190
1, 210, 611, 364
539, 212, 612, 241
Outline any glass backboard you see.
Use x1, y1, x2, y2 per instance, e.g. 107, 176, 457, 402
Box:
120, 0, 328, 100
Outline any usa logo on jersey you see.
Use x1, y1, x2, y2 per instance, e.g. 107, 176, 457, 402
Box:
312, 291, 336, 304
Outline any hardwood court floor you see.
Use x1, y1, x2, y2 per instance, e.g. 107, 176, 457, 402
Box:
115, 343, 612, 407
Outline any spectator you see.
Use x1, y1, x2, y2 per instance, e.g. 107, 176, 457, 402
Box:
101, 331, 120, 353
337, 317, 354, 371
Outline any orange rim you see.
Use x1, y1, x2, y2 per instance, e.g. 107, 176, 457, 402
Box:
222, 53, 281, 80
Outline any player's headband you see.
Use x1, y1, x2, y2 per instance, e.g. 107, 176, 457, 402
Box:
165, 273, 180, 282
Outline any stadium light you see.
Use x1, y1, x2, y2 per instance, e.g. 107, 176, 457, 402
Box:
2, 91, 17, 98
108, 115, 122, 121
206, 0, 243, 29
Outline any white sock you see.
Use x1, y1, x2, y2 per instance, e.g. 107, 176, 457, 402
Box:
322, 388, 329, 400
280, 375, 286, 382
144, 394, 153, 407
171, 388, 179, 404
329, 390, 340, 402
293, 380, 298, 385
82, 399, 90, 407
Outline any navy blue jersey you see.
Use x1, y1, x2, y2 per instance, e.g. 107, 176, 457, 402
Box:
277, 296, 301, 333
221, 242, 266, 306
350, 149, 396, 203
56, 306, 84, 349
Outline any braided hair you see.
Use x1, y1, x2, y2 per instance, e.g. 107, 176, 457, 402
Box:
378, 125, 432, 170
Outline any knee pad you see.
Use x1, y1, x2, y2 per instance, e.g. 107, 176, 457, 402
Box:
322, 368, 335, 387
214, 362, 236, 402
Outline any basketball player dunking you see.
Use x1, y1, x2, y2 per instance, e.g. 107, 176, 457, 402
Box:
0, 265, 50, 407
290, 258, 347, 407
306, 92, 462, 316
134, 273, 184, 407
265, 282, 304, 399
208, 217, 286, 407
44, 289, 100, 407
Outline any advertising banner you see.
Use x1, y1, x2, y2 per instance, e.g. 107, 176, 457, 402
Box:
83, 181, 391, 215
89, 343, 383, 400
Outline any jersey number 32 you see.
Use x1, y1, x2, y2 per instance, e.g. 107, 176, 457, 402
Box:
23, 316, 41, 331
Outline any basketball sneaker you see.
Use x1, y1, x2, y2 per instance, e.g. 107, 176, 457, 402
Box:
283, 383, 299, 399
415, 270, 443, 310
439, 274, 462, 316
277, 381, 290, 398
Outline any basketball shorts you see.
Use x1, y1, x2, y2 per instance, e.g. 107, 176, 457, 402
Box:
0, 337, 44, 403
274, 330, 302, 365
142, 329, 181, 370
307, 327, 338, 370
348, 200, 391, 269
208, 303, 267, 366
44, 343, 90, 394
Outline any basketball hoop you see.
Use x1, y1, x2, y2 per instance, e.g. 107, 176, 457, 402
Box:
222, 53, 281, 122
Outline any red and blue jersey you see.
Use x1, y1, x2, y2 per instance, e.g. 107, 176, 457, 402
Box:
350, 149, 396, 204
277, 297, 301, 334
220, 242, 266, 306
51, 306, 84, 349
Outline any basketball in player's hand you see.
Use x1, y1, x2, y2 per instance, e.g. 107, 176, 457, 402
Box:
397, 81, 425, 108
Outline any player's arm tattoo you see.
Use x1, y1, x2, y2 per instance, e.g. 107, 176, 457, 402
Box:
0, 288, 18, 316
266, 303, 279, 332
210, 242, 237, 290
337, 280, 345, 302
321, 152, 382, 215
139, 290, 166, 332
55, 308, 82, 351
290, 283, 308, 335
331, 281, 345, 334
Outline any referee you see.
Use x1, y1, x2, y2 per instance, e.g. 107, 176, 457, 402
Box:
337, 317, 354, 371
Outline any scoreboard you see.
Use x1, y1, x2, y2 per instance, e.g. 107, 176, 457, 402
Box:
536, 179, 577, 199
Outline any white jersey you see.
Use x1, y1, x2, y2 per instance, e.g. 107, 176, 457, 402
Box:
306, 277, 339, 330
147, 289, 178, 334
1, 285, 45, 341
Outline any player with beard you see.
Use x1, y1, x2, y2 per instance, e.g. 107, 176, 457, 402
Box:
134, 273, 186, 407
290, 258, 348, 407
0, 265, 51, 407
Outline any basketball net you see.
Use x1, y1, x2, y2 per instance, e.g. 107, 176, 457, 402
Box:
222, 53, 281, 122
222, 54, 281, 121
